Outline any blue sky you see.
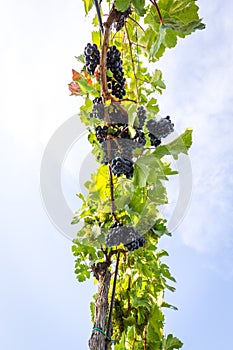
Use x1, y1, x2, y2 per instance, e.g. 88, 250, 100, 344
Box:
0, 0, 233, 349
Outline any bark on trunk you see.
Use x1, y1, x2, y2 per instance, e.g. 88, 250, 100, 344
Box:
89, 262, 111, 350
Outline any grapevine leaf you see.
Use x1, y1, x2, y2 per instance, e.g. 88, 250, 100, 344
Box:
163, 28, 178, 48
92, 31, 101, 46
132, 0, 146, 16
147, 305, 164, 341
133, 162, 150, 187
146, 97, 159, 114
141, 1, 205, 60
115, 0, 131, 12
149, 25, 166, 61
163, 334, 183, 350
132, 297, 151, 311
82, 0, 93, 15
75, 54, 85, 64
78, 77, 98, 94
153, 128, 193, 159
162, 301, 178, 311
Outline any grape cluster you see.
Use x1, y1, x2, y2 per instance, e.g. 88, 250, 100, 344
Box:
114, 7, 132, 32
100, 122, 146, 164
133, 129, 146, 147
107, 46, 126, 99
106, 224, 145, 251
90, 97, 105, 120
146, 116, 174, 140
110, 156, 134, 178
117, 138, 138, 160
137, 106, 147, 129
84, 43, 100, 75
148, 133, 161, 147
108, 104, 127, 124
124, 236, 145, 251
95, 126, 108, 143
101, 139, 119, 164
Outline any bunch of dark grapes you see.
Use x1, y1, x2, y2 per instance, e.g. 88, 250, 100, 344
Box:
84, 43, 100, 75
133, 129, 146, 147
110, 156, 134, 178
107, 46, 126, 99
117, 138, 137, 161
90, 97, 105, 120
148, 133, 161, 147
124, 236, 145, 251
108, 104, 127, 124
114, 7, 132, 32
95, 126, 108, 143
137, 106, 147, 129
99, 122, 146, 165
101, 139, 119, 164
105, 224, 145, 251
115, 123, 130, 139
146, 116, 174, 139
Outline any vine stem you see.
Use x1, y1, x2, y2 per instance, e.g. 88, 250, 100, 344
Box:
108, 164, 117, 220
100, 6, 120, 102
125, 23, 139, 102
128, 16, 145, 32
94, 0, 104, 34
150, 0, 163, 24
105, 252, 121, 350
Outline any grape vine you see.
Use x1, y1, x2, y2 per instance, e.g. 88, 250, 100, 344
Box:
69, 1, 205, 349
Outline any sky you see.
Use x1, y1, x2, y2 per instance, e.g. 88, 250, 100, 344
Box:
0, 0, 233, 349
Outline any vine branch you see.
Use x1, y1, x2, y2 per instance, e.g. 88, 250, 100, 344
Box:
100, 6, 122, 102
105, 252, 121, 349
125, 23, 139, 102
150, 0, 163, 24
94, 0, 104, 34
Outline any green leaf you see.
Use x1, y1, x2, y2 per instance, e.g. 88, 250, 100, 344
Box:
163, 334, 183, 350
115, 0, 131, 12
149, 25, 166, 61
75, 54, 85, 64
92, 31, 101, 46
133, 162, 150, 187
78, 78, 98, 94
82, 0, 93, 15
141, 1, 205, 60
132, 0, 146, 16
146, 97, 159, 114
162, 301, 178, 311
132, 297, 151, 311
163, 28, 178, 48
153, 128, 193, 159
147, 305, 164, 341
123, 315, 136, 327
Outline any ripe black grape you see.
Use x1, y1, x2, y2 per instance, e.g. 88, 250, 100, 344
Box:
110, 156, 134, 178
114, 7, 132, 32
106, 225, 145, 251
124, 236, 145, 251
84, 43, 100, 75
146, 116, 174, 140
95, 125, 108, 143
98, 123, 146, 164
137, 106, 147, 129
133, 129, 146, 147
108, 104, 128, 124
107, 46, 126, 99
101, 139, 119, 164
148, 133, 161, 147
90, 97, 105, 120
